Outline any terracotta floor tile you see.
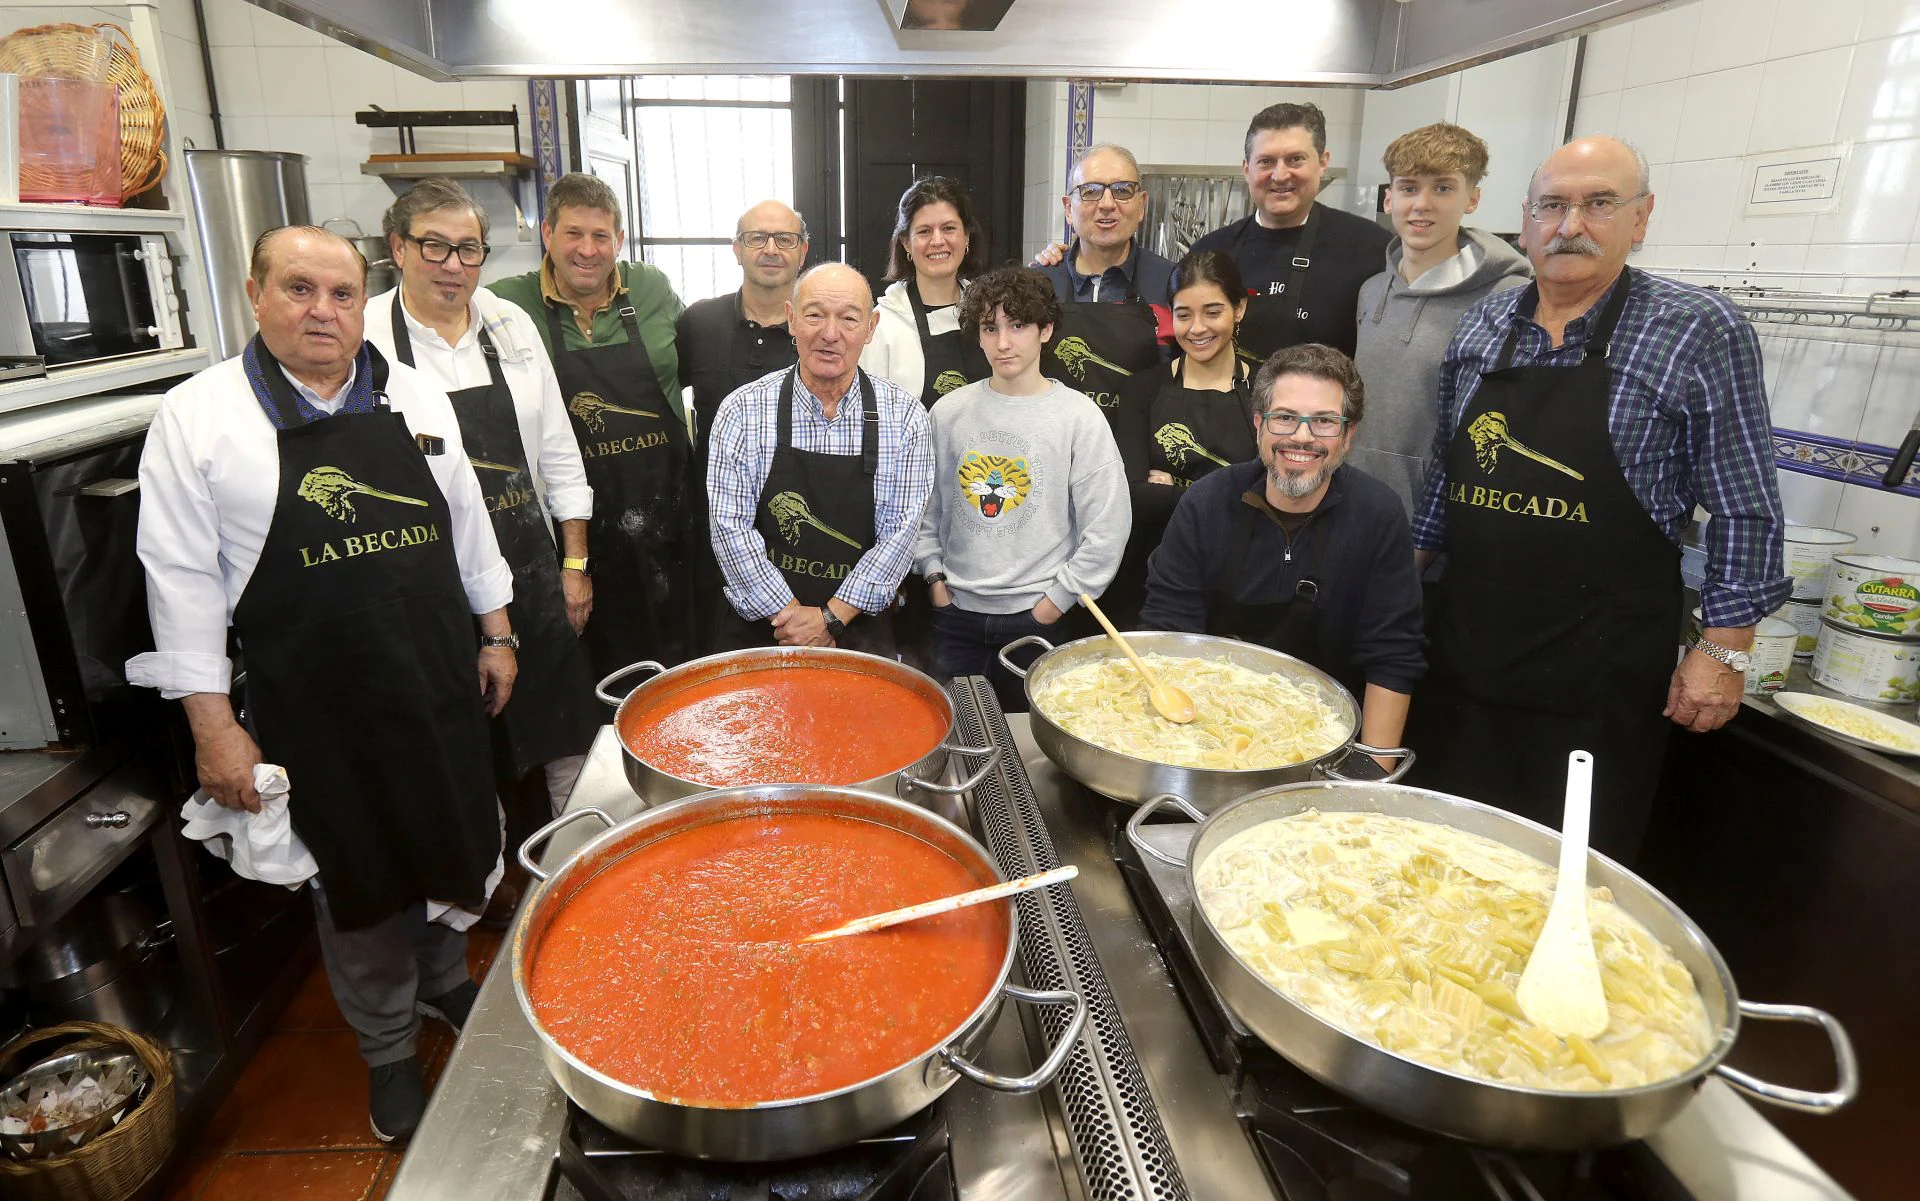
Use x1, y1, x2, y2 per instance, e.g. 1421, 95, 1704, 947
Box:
221, 1030, 385, 1152
367, 1152, 402, 1200
419, 1023, 455, 1093
467, 928, 503, 979
157, 1152, 223, 1201
279, 964, 349, 1031
196, 1149, 387, 1201
195, 1033, 295, 1153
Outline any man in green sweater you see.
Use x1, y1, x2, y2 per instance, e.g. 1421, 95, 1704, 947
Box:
490, 173, 699, 675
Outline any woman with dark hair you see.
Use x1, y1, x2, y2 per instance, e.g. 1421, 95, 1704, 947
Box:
1105, 250, 1259, 624
861, 176, 991, 408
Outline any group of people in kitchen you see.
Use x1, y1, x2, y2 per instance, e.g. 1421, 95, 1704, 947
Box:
125, 98, 1788, 1143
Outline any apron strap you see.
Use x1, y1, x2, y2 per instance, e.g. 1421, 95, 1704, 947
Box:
390, 294, 509, 391
777, 367, 880, 478
1234, 206, 1320, 352
907, 277, 937, 343
242, 335, 386, 431
1494, 267, 1635, 371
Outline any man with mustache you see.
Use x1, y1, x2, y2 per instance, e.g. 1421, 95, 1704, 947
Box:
1140, 343, 1423, 762
1409, 136, 1787, 864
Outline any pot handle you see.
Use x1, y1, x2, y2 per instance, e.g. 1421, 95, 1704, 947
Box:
595, 661, 665, 707
899, 742, 1000, 795
939, 982, 1088, 1094
1124, 793, 1207, 868
1715, 1000, 1860, 1114
517, 807, 616, 881
995, 635, 1054, 681
1321, 744, 1417, 784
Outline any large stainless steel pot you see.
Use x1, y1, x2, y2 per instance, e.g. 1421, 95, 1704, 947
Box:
511, 785, 1087, 1160
596, 648, 998, 807
1126, 783, 1859, 1150
1000, 631, 1412, 811
0, 893, 174, 1035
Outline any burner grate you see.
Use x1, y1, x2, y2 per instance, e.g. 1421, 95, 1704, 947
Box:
946, 679, 1189, 1201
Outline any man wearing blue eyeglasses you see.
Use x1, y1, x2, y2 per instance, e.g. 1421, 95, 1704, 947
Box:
1142, 342, 1424, 764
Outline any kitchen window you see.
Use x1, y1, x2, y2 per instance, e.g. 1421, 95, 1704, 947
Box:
631, 76, 796, 304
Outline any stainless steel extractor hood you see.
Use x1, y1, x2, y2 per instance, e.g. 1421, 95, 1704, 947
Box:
250, 0, 1669, 85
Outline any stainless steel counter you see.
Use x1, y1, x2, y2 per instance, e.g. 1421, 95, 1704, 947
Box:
1737, 662, 1920, 816
392, 717, 1854, 1201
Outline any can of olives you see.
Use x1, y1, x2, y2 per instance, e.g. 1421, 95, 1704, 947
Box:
1823, 553, 1920, 638
1810, 617, 1920, 704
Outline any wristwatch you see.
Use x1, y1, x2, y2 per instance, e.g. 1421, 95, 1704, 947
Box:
480, 633, 521, 651
561, 556, 590, 574
925, 571, 948, 586
1689, 633, 1751, 673
820, 606, 848, 640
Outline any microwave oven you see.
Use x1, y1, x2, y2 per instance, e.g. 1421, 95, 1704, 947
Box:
0, 230, 185, 370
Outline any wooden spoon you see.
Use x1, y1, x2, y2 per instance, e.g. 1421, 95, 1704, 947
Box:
1078, 592, 1197, 724
799, 865, 1079, 943
1516, 749, 1610, 1040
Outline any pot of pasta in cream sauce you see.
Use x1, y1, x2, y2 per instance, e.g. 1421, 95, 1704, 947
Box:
997, 631, 1412, 810
1125, 782, 1859, 1150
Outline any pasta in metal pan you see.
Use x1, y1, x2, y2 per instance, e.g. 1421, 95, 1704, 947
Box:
1032, 654, 1348, 770
1196, 810, 1714, 1091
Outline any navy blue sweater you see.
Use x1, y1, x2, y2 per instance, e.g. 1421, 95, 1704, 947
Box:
1140, 460, 1426, 695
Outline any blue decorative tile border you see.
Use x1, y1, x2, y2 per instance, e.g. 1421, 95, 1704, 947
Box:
528, 79, 561, 233
1774, 426, 1920, 497
1065, 82, 1092, 244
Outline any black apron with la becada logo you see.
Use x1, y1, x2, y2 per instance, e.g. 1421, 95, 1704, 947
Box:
1039, 292, 1163, 419
713, 368, 895, 656
1417, 270, 1681, 860
1147, 357, 1257, 486
908, 279, 989, 408
390, 298, 598, 778
232, 337, 497, 931
1231, 204, 1320, 363
544, 297, 696, 676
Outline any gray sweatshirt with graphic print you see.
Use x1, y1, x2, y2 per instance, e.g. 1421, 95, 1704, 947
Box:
1350, 228, 1532, 516
915, 378, 1132, 615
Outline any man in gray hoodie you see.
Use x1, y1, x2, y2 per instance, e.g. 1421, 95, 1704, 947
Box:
1352, 123, 1532, 516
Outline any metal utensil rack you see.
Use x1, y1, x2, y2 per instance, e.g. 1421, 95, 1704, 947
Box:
1714, 285, 1920, 333
947, 678, 1190, 1201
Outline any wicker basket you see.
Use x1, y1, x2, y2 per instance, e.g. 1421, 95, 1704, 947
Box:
0, 22, 168, 199
0, 1022, 175, 1201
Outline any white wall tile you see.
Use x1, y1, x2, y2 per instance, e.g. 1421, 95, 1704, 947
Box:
1580, 22, 1635, 96
161, 32, 211, 118
307, 182, 345, 225
154, 0, 200, 43
1204, 123, 1246, 167
1147, 120, 1209, 166
1205, 84, 1262, 123
200, 0, 254, 47
1862, 0, 1920, 38
1859, 343, 1920, 444
1152, 84, 1211, 121
1692, 0, 1780, 73
253, 47, 332, 117
1095, 83, 1151, 122
220, 115, 270, 152
1832, 484, 1920, 556
1674, 66, 1763, 162
1749, 47, 1856, 153
267, 115, 346, 185
1570, 89, 1622, 140
336, 120, 375, 183
250, 4, 322, 46
1625, 3, 1705, 88
393, 70, 467, 113
1811, 138, 1920, 241
1770, 0, 1868, 58
324, 45, 398, 115
1776, 471, 1847, 528
1094, 115, 1150, 159
209, 45, 262, 117
174, 111, 217, 152
1616, 80, 1689, 166
1768, 337, 1879, 436
1836, 34, 1920, 144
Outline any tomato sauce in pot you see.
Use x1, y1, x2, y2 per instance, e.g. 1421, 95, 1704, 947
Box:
527, 812, 1009, 1106
618, 665, 950, 787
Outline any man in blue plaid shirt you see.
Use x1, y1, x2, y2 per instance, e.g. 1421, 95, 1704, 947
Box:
1407, 136, 1787, 863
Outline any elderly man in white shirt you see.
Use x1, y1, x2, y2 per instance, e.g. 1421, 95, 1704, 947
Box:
128, 225, 514, 1144
364, 178, 598, 814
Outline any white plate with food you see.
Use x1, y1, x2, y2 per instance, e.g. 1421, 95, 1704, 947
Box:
1771, 691, 1920, 756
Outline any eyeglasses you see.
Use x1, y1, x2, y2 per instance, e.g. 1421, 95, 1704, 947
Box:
1525, 193, 1646, 224
737, 230, 804, 250
1071, 181, 1144, 203
403, 234, 490, 267
1261, 410, 1351, 437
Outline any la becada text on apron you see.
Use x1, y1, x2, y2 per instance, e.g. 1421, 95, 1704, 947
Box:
1423, 268, 1681, 857
907, 278, 990, 408
232, 336, 497, 930
716, 366, 894, 656
390, 297, 597, 778
1038, 279, 1163, 417
544, 295, 697, 674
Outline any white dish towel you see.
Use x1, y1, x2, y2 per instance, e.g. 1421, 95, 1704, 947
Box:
180, 764, 503, 928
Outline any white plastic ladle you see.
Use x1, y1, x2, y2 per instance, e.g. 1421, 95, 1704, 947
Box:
1515, 750, 1610, 1040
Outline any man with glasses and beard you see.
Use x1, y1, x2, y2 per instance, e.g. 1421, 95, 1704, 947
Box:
1141, 343, 1423, 764
1409, 136, 1787, 864
678, 201, 808, 651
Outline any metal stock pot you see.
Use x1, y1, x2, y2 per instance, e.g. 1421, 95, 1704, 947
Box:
512, 786, 1088, 1160
1126, 782, 1859, 1150
596, 647, 997, 806
999, 631, 1412, 810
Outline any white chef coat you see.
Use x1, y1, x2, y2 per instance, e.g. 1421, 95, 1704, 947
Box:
126, 352, 514, 701
364, 286, 592, 525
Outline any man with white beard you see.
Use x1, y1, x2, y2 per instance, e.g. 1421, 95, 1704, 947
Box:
1141, 343, 1424, 765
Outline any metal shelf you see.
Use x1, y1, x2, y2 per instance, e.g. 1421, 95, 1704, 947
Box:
0, 349, 209, 417
0, 202, 188, 234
